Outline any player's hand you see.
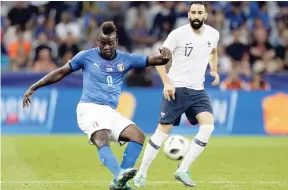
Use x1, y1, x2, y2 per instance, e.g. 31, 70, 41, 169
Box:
163, 83, 175, 101
23, 87, 35, 108
210, 71, 220, 86
158, 47, 171, 61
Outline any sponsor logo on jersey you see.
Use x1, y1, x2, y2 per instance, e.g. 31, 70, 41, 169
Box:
208, 41, 211, 47
106, 67, 113, 72
93, 63, 100, 68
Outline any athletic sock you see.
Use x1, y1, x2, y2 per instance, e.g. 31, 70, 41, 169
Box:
138, 129, 169, 177
121, 141, 143, 169
98, 145, 121, 177
177, 125, 214, 173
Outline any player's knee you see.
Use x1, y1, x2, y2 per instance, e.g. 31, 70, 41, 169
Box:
157, 123, 172, 134
196, 125, 214, 143
91, 130, 110, 149
125, 124, 146, 145
196, 112, 214, 125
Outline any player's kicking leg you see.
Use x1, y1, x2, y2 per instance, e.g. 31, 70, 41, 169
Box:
175, 111, 214, 187
110, 124, 146, 190
108, 108, 147, 190
90, 130, 137, 190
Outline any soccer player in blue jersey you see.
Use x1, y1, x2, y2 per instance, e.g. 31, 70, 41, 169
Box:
23, 21, 171, 190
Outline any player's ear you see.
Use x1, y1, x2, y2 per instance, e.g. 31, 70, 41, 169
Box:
204, 13, 208, 20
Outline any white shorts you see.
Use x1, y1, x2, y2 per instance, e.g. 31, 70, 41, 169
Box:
76, 102, 134, 145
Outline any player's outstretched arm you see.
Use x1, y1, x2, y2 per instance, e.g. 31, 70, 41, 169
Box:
23, 63, 73, 108
146, 47, 171, 66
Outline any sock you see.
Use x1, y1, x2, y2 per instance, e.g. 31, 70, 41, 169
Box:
121, 141, 143, 169
177, 125, 214, 173
98, 145, 121, 177
138, 129, 169, 177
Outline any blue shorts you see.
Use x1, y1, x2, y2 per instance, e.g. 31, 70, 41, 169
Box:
159, 88, 213, 126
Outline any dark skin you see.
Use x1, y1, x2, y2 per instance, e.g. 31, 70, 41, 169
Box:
23, 31, 171, 148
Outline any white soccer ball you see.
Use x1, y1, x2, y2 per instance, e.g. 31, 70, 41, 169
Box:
163, 135, 190, 160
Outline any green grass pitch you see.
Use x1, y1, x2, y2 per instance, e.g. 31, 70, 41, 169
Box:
1, 135, 288, 190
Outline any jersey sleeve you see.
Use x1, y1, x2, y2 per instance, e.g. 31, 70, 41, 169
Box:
213, 31, 220, 49
162, 30, 178, 52
128, 53, 148, 68
69, 51, 86, 71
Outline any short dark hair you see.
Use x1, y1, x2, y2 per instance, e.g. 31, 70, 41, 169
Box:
100, 21, 117, 35
190, 1, 207, 9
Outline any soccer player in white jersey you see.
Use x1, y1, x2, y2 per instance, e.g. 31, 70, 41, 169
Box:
134, 2, 220, 188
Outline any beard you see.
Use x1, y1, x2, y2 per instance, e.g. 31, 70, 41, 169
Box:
189, 19, 204, 30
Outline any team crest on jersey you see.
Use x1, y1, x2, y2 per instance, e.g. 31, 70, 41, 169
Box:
117, 63, 125, 72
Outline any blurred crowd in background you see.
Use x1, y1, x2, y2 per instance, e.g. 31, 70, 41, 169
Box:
1, 1, 288, 89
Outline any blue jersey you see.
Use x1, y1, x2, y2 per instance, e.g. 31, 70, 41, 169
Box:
69, 48, 147, 109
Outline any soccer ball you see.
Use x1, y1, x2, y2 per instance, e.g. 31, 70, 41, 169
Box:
163, 135, 190, 160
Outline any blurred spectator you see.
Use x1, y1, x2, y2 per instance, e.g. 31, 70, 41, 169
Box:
7, 29, 31, 72
150, 2, 176, 38
7, 29, 31, 61
217, 46, 232, 73
114, 16, 132, 52
1, 29, 7, 55
58, 33, 80, 61
34, 48, 57, 72
31, 32, 58, 61
79, 1, 102, 22
125, 68, 153, 87
213, 12, 228, 44
225, 2, 247, 30
226, 26, 249, 64
56, 11, 80, 44
7, 2, 33, 27
249, 28, 278, 73
84, 16, 99, 39
46, 18, 57, 41
239, 53, 253, 77
125, 2, 150, 31
35, 17, 57, 41
256, 2, 270, 29
276, 29, 288, 71
252, 17, 266, 30
30, 2, 48, 25
61, 51, 74, 66
4, 25, 32, 48
82, 32, 98, 51
248, 72, 270, 90
131, 18, 157, 46
102, 1, 127, 21
220, 70, 247, 90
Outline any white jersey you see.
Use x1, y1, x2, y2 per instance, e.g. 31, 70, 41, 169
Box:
163, 24, 220, 90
